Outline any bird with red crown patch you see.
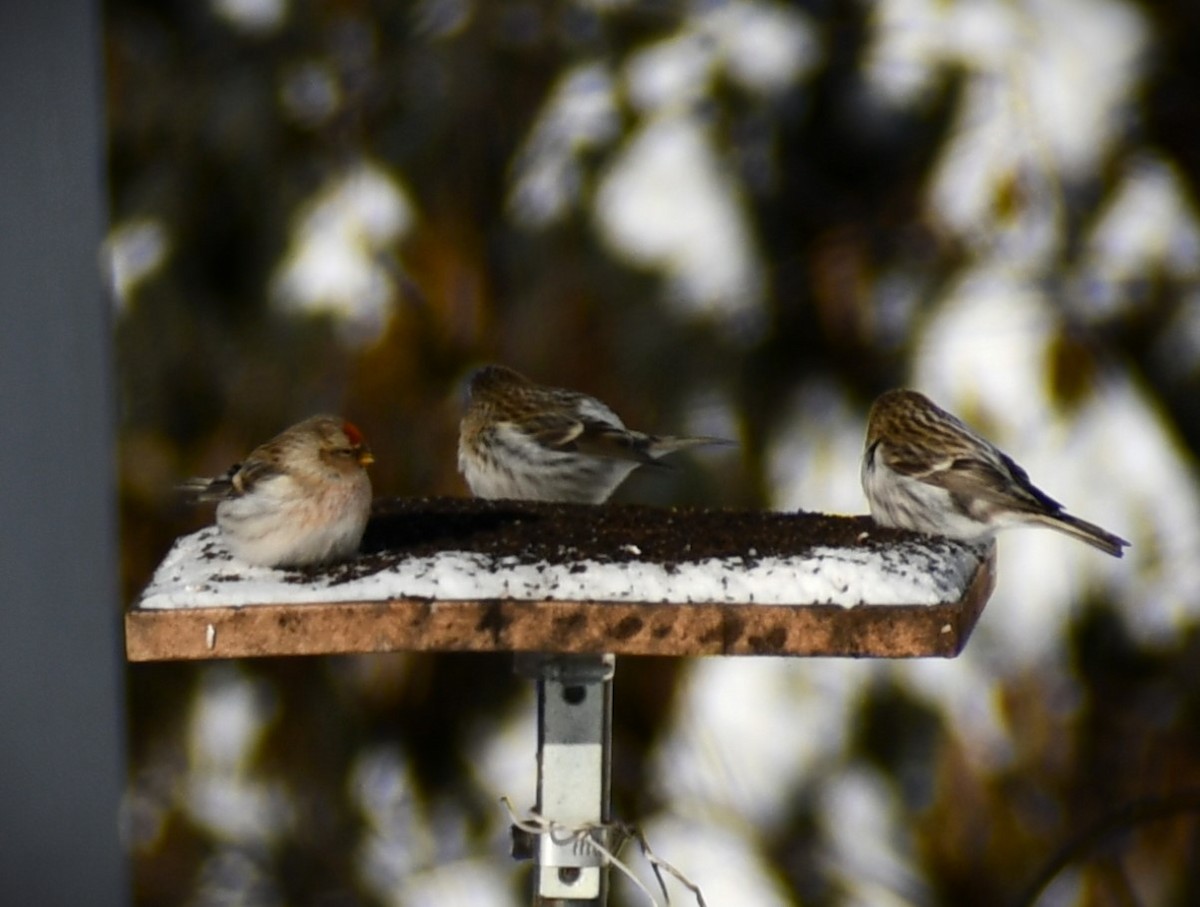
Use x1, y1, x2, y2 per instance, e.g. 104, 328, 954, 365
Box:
183, 414, 374, 567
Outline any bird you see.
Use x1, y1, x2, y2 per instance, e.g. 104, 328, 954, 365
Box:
182, 414, 375, 568
457, 364, 731, 504
861, 389, 1128, 557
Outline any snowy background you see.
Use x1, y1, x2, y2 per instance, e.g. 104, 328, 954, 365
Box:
112, 1, 1200, 905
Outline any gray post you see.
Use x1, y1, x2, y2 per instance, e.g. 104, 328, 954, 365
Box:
0, 1, 128, 904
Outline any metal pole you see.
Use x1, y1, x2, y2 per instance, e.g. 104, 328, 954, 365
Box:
0, 0, 128, 902
513, 654, 615, 906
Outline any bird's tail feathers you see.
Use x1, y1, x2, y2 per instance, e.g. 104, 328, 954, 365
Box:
647, 435, 736, 460
1033, 511, 1130, 558
178, 475, 233, 503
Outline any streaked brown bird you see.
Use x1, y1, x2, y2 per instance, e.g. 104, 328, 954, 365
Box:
182, 415, 374, 568
458, 364, 730, 504
862, 389, 1128, 557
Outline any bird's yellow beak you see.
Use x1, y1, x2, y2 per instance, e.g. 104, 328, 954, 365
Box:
358, 449, 375, 467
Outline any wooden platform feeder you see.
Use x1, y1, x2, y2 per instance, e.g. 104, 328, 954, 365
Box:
127, 497, 996, 905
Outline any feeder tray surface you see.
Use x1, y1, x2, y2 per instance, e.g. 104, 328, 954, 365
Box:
126, 497, 995, 662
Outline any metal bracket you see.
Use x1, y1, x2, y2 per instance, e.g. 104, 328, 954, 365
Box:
513, 653, 615, 904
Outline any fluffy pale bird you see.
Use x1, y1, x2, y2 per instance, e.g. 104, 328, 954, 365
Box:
862, 389, 1128, 557
458, 364, 730, 504
182, 414, 374, 568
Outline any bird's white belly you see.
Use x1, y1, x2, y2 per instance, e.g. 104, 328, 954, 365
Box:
460, 427, 638, 504
216, 476, 369, 567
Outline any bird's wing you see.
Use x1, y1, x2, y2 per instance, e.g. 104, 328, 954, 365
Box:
520, 411, 588, 451
919, 449, 1063, 513
230, 458, 286, 496
876, 439, 958, 481
520, 409, 660, 466
567, 394, 662, 464
574, 423, 662, 466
